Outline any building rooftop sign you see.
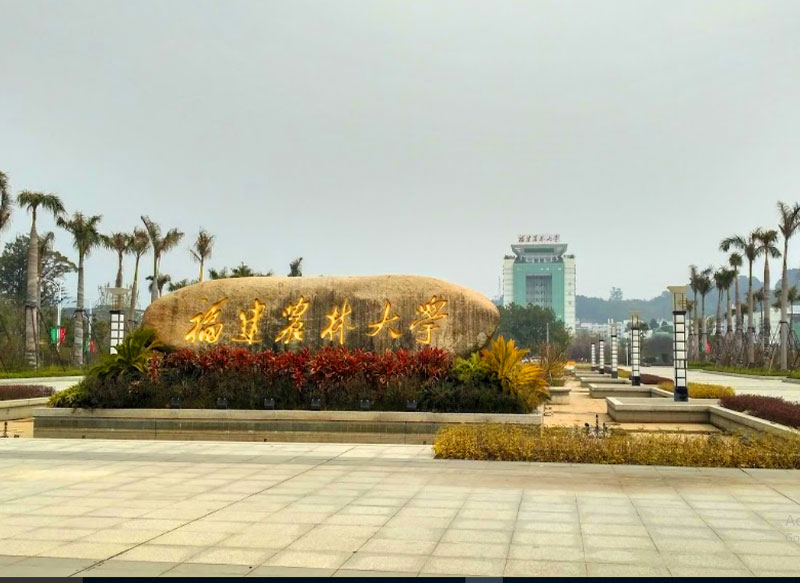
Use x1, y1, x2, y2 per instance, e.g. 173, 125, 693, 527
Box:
517, 234, 560, 243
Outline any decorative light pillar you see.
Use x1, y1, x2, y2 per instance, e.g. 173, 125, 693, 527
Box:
610, 320, 618, 379
109, 311, 125, 355
108, 287, 129, 355
668, 285, 689, 402
630, 311, 641, 386
590, 342, 596, 371
598, 336, 605, 374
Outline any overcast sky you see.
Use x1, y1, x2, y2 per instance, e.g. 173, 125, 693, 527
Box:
1, 0, 799, 308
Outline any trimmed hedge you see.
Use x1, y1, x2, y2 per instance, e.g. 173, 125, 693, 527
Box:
640, 373, 673, 385
656, 381, 735, 399
720, 395, 800, 429
433, 424, 800, 468
0, 385, 55, 401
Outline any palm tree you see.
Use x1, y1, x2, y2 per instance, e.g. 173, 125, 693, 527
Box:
102, 232, 132, 288
127, 228, 150, 326
713, 269, 732, 336
723, 269, 736, 335
754, 228, 781, 344
190, 229, 214, 282
0, 171, 11, 240
721, 232, 759, 363
288, 257, 303, 277
754, 288, 765, 320
689, 265, 701, 358
146, 274, 171, 296
140, 216, 183, 303
777, 202, 800, 368
231, 263, 255, 278
57, 212, 102, 366
16, 191, 65, 367
728, 252, 743, 334
696, 267, 713, 358
788, 285, 799, 330
36, 232, 55, 305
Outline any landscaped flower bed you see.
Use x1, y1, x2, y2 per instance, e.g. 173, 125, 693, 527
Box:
656, 380, 735, 399
49, 331, 556, 414
720, 395, 800, 429
0, 385, 55, 401
433, 424, 800, 468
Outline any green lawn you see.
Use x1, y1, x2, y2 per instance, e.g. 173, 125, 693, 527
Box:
0, 366, 86, 379
687, 362, 787, 377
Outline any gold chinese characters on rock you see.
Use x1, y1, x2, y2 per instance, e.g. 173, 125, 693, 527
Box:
184, 296, 448, 347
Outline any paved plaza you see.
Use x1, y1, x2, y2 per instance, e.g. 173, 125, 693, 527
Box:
1, 439, 799, 577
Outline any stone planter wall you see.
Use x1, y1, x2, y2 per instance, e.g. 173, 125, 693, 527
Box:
1, 397, 51, 421
606, 397, 799, 439
33, 407, 542, 444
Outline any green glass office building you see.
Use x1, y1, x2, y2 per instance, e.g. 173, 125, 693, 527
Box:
502, 234, 576, 331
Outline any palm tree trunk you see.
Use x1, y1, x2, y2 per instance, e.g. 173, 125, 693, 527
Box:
734, 271, 741, 333
747, 262, 754, 364
199, 256, 204, 282
763, 259, 771, 346
129, 255, 141, 328
701, 294, 707, 359
24, 212, 39, 368
715, 291, 722, 336
726, 287, 732, 334
115, 251, 124, 288
73, 253, 85, 366
691, 291, 699, 360
781, 239, 789, 368
151, 253, 159, 302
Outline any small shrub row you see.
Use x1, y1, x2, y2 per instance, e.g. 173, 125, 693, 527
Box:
433, 424, 800, 468
0, 385, 56, 401
655, 381, 735, 399
720, 395, 800, 429
640, 373, 673, 385
600, 366, 629, 379
688, 362, 787, 376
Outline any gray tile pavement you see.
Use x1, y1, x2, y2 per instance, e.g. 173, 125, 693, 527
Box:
0, 438, 799, 577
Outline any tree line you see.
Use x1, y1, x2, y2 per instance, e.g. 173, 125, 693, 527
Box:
0, 170, 303, 368
689, 202, 800, 369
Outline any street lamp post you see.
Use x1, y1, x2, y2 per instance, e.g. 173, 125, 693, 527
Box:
668, 285, 689, 402
630, 311, 641, 386
591, 342, 596, 371
598, 336, 605, 374
610, 320, 618, 379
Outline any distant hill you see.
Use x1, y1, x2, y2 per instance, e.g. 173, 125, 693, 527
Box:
577, 269, 800, 323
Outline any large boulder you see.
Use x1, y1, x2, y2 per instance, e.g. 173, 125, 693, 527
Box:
142, 275, 499, 355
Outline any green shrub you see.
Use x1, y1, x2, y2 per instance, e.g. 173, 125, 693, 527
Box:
433, 424, 800, 468
452, 353, 491, 384
48, 384, 91, 408
90, 328, 162, 381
